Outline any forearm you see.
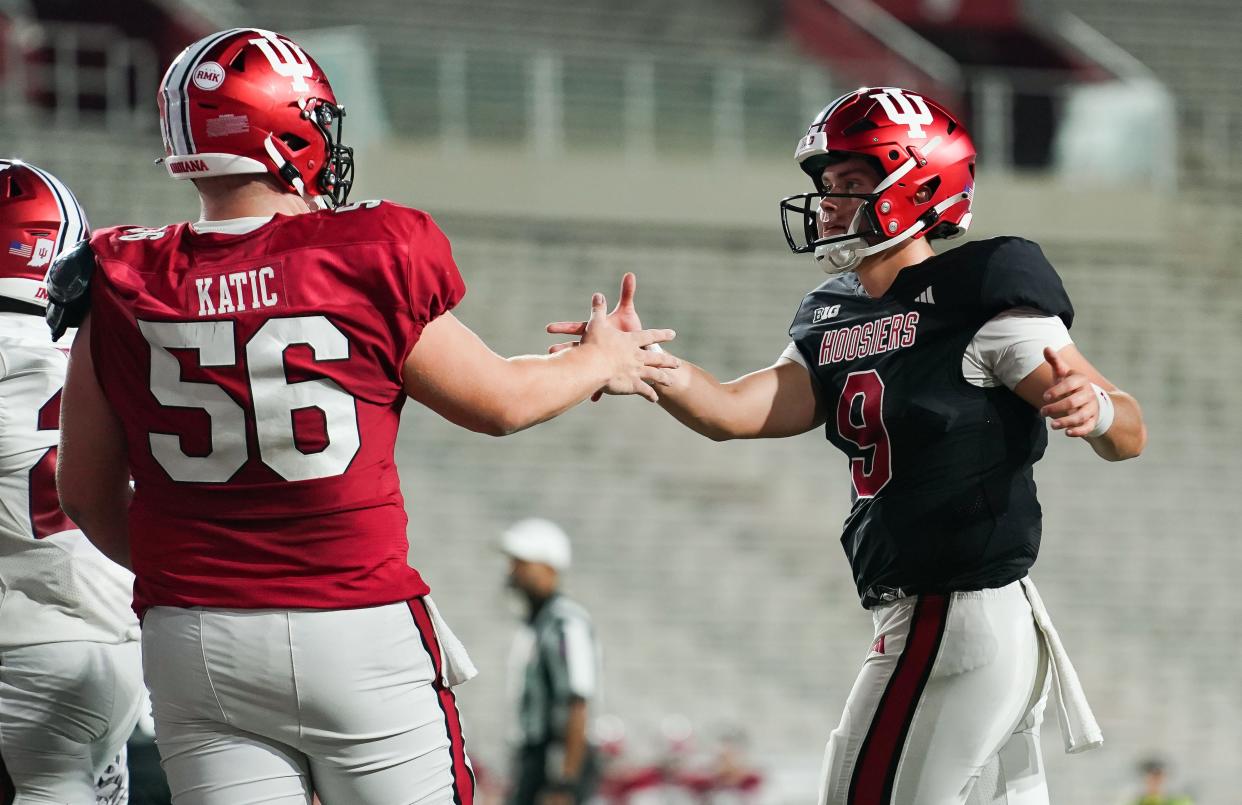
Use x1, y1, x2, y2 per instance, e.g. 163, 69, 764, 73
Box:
490, 347, 612, 435
1085, 391, 1146, 461
657, 362, 749, 440
560, 699, 589, 782
658, 360, 821, 441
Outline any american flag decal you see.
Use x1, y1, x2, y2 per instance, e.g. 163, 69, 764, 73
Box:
8, 241, 32, 258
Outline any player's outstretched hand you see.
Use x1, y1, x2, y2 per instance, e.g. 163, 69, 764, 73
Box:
549, 272, 655, 401
547, 271, 645, 345
580, 290, 678, 402
1039, 346, 1099, 437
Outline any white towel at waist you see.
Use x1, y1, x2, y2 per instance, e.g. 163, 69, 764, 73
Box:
1020, 576, 1103, 754
424, 595, 479, 687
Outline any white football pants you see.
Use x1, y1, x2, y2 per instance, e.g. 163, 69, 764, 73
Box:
142, 598, 474, 805
0, 639, 143, 804
818, 578, 1053, 805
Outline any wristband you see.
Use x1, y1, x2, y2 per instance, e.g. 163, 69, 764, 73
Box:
1086, 383, 1115, 438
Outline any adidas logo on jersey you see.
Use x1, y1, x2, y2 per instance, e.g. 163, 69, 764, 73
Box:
915, 286, 935, 305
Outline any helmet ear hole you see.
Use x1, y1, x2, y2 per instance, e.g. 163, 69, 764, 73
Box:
279, 134, 310, 152
915, 176, 941, 203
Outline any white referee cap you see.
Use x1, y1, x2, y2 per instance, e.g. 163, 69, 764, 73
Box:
500, 518, 571, 571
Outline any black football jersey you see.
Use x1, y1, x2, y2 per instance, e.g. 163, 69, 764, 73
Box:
788, 237, 1074, 609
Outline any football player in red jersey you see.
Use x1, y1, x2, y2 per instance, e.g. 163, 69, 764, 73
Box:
549, 88, 1147, 804
0, 160, 141, 805
48, 28, 678, 805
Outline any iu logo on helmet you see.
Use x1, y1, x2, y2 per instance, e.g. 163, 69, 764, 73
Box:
870, 88, 933, 140
248, 30, 314, 93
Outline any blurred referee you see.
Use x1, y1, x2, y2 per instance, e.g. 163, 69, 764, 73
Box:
501, 519, 602, 805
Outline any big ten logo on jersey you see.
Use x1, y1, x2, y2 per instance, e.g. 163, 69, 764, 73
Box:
869, 88, 933, 139
192, 263, 285, 317
818, 312, 919, 366
813, 304, 841, 323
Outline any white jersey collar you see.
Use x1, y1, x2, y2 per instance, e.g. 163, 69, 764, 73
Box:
191, 216, 274, 236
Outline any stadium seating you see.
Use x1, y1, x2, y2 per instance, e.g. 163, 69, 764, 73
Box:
1058, 0, 1242, 189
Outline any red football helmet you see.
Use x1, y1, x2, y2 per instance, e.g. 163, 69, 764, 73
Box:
0, 160, 89, 308
157, 28, 353, 207
779, 87, 975, 272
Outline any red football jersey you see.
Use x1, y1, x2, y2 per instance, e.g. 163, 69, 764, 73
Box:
87, 201, 465, 615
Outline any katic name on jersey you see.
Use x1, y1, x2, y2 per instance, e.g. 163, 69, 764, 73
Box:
817, 312, 919, 366
193, 263, 285, 316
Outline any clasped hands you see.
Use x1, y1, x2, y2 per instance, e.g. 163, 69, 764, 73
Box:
548, 273, 680, 402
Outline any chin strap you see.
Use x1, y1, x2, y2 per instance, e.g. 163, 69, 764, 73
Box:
815, 242, 860, 274
815, 206, 868, 274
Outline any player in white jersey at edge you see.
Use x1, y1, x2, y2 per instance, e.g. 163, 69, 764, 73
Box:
0, 159, 142, 804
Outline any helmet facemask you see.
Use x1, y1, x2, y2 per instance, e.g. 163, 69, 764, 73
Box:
780, 152, 890, 274
779, 188, 882, 274
304, 98, 354, 208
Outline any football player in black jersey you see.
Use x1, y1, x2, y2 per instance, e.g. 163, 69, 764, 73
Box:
549, 87, 1146, 804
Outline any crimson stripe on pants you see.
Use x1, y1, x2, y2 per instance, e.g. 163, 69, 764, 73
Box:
409, 597, 475, 805
848, 594, 951, 805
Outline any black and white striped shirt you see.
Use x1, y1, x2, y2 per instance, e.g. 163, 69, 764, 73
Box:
508, 594, 600, 747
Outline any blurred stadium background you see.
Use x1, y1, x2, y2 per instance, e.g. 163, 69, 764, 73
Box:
3, 0, 1239, 802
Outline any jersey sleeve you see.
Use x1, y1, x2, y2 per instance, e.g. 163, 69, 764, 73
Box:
979, 238, 1074, 328
562, 615, 598, 699
405, 214, 466, 326
548, 612, 598, 701
786, 291, 834, 405
779, 340, 807, 368
392, 212, 467, 365
786, 285, 831, 374
962, 307, 1073, 389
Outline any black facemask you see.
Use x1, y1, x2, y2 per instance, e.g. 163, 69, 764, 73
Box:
306, 99, 354, 208
778, 190, 881, 255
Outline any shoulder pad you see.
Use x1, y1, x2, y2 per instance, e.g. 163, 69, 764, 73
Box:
979, 238, 1074, 328
45, 239, 96, 342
